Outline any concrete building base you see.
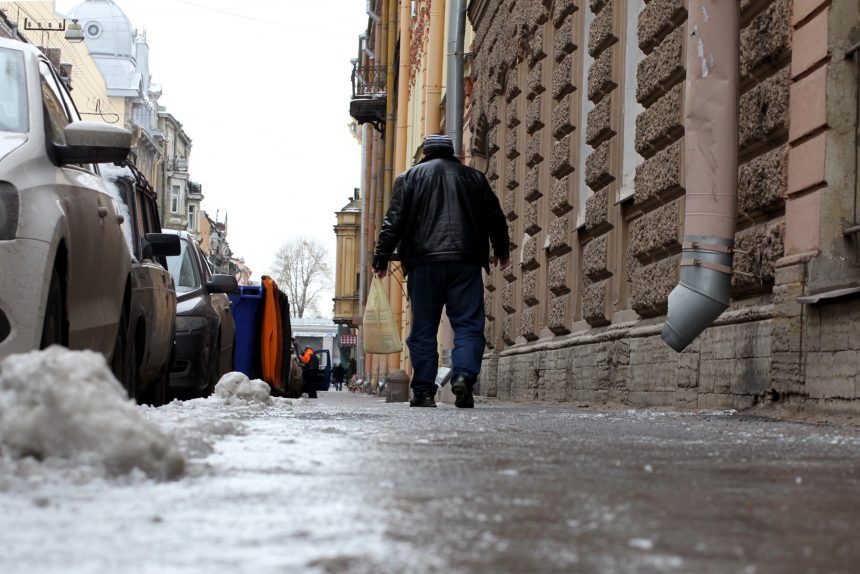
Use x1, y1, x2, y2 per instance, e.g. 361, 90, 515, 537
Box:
479, 296, 860, 414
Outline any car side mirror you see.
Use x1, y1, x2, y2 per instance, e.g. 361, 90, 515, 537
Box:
55, 122, 132, 165
142, 233, 181, 259
207, 274, 239, 294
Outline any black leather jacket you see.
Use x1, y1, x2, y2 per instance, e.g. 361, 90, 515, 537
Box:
373, 154, 510, 275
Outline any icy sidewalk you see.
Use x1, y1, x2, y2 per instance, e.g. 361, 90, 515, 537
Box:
2, 349, 860, 573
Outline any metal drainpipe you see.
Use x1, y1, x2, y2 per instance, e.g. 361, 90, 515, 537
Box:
446, 0, 467, 158
395, 0, 412, 174
662, 0, 740, 352
425, 0, 446, 133
384, 0, 402, 374
357, 124, 370, 379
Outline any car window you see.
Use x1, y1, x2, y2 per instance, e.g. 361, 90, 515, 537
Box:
0, 48, 28, 133
166, 238, 200, 292
39, 64, 68, 146
54, 68, 81, 122
148, 198, 163, 231
113, 177, 137, 256
196, 244, 212, 282
317, 352, 329, 368
134, 187, 150, 235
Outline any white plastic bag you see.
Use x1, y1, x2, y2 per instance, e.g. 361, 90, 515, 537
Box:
362, 276, 402, 354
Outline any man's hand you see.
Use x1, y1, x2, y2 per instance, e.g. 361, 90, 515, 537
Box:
492, 256, 511, 270
375, 268, 388, 278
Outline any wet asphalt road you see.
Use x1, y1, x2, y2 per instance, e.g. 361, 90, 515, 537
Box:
287, 392, 860, 574
4, 390, 860, 574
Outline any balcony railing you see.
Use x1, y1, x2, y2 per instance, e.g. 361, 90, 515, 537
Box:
349, 63, 387, 132
351, 63, 387, 98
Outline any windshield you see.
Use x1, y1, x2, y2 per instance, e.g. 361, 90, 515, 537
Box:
166, 238, 200, 293
0, 48, 28, 133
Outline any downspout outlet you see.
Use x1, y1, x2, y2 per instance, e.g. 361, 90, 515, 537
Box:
662, 268, 731, 352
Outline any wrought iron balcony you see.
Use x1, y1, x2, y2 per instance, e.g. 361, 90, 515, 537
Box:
349, 63, 387, 132
352, 63, 386, 97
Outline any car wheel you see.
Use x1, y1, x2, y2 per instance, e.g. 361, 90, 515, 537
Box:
287, 362, 303, 399
111, 304, 136, 401
153, 365, 169, 406
40, 270, 67, 349
139, 365, 168, 407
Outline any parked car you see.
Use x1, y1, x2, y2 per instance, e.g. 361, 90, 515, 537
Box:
0, 38, 135, 374
100, 163, 180, 405
164, 230, 238, 398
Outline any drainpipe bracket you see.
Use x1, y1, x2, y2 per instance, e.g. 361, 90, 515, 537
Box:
680, 258, 733, 275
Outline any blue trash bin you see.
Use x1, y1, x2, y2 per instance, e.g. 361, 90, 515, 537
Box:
229, 285, 264, 377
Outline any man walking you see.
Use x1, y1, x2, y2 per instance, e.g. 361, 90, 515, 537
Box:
372, 134, 510, 408
332, 362, 345, 391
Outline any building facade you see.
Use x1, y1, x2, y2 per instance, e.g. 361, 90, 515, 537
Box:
345, 0, 860, 413
68, 0, 208, 246
157, 110, 202, 237
67, 0, 164, 186
467, 0, 860, 412
333, 189, 362, 326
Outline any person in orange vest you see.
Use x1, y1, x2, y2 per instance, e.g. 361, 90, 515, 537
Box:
301, 346, 314, 365
301, 346, 319, 399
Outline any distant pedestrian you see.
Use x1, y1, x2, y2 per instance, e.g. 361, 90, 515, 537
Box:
332, 362, 345, 391
372, 134, 510, 408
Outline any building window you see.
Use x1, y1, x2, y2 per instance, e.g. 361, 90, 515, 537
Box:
576, 8, 596, 227
187, 204, 197, 232
171, 185, 180, 213
619, 0, 646, 202
85, 22, 101, 39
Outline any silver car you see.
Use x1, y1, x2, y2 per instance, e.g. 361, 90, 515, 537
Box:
0, 38, 134, 371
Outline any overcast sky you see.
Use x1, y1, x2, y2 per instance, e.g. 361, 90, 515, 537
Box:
54, 0, 368, 316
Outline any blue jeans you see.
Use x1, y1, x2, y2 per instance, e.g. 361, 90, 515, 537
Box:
407, 262, 486, 395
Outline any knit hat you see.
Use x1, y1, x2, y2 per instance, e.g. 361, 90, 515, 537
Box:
422, 134, 455, 156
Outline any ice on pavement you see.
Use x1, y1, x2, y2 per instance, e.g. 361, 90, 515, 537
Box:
213, 371, 272, 403
0, 347, 184, 480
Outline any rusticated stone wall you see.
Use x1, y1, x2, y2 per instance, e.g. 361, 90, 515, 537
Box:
470, 0, 584, 351
466, 0, 858, 411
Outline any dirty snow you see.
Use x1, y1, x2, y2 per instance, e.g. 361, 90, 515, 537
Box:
0, 352, 285, 486
213, 371, 272, 403
0, 347, 183, 481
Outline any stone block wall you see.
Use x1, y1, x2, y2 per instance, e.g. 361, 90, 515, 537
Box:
466, 0, 859, 412
627, 0, 688, 320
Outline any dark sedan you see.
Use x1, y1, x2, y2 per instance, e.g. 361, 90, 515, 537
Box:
165, 230, 238, 398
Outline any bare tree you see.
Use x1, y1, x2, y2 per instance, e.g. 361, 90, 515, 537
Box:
272, 237, 333, 318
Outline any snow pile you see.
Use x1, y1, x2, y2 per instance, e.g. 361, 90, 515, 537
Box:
213, 372, 272, 404
0, 348, 184, 480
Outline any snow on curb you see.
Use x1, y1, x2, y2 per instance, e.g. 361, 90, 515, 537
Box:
0, 347, 184, 480
213, 372, 272, 404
